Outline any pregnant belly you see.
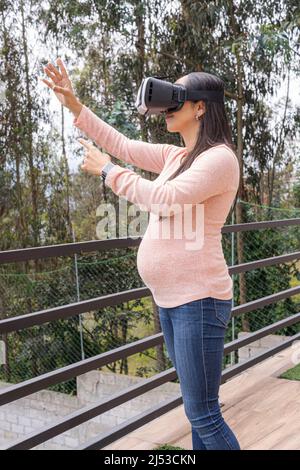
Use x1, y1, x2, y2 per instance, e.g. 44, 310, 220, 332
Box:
136, 232, 202, 288
136, 222, 228, 292
136, 236, 166, 286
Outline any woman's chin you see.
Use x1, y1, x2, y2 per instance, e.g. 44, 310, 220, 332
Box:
166, 121, 177, 131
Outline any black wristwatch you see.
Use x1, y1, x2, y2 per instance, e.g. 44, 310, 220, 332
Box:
101, 162, 115, 182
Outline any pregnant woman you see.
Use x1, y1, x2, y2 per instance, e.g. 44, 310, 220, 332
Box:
41, 58, 241, 450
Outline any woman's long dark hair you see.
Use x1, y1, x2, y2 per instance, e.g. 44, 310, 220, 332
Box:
160, 71, 239, 220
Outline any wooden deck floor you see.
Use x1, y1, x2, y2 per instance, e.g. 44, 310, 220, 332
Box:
103, 343, 300, 450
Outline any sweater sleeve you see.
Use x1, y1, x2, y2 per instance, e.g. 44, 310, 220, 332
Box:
73, 104, 175, 174
104, 146, 240, 216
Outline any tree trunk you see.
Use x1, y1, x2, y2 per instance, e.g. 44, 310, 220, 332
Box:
21, 0, 39, 248
228, 0, 250, 331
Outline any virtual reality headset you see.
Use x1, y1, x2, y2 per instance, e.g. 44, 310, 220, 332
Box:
135, 76, 224, 116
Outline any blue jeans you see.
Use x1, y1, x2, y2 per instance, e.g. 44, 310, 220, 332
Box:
158, 296, 240, 450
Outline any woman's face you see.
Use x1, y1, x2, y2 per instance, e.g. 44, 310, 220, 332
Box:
164, 76, 205, 135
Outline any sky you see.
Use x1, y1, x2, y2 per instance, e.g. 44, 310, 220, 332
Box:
269, 73, 300, 106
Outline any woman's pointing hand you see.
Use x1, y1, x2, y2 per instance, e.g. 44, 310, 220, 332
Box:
78, 138, 112, 176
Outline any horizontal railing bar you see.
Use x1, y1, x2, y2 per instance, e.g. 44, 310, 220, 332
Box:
1, 218, 299, 265
5, 331, 300, 450
5, 368, 178, 450
224, 312, 300, 354
0, 333, 164, 406
0, 287, 151, 334
222, 218, 300, 233
79, 331, 300, 450
2, 308, 299, 407
0, 250, 300, 315
230, 285, 300, 317
222, 331, 300, 382
0, 237, 141, 265
77, 395, 183, 450
229, 251, 300, 275
3, 302, 300, 408
1, 284, 299, 336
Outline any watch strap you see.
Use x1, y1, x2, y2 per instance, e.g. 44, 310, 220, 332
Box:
101, 162, 115, 182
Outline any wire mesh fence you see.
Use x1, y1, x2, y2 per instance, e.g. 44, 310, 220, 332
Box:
0, 200, 299, 394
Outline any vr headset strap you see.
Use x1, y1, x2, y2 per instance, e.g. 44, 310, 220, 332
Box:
186, 89, 224, 103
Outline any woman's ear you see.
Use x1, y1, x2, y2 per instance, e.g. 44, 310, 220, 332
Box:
192, 100, 206, 116
197, 100, 206, 115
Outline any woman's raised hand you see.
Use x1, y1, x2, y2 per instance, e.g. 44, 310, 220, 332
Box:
39, 58, 82, 118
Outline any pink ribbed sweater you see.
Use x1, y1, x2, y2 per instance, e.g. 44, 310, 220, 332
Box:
73, 105, 240, 308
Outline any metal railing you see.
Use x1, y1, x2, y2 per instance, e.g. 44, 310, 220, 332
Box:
0, 218, 300, 450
